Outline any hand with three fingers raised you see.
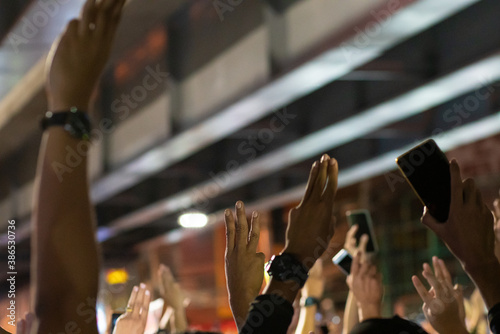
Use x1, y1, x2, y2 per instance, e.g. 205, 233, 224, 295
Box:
283, 154, 338, 269
412, 257, 467, 334
113, 283, 151, 334
224, 201, 266, 330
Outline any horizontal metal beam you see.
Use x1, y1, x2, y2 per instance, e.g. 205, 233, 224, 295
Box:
97, 51, 500, 241
91, 0, 479, 203
136, 112, 500, 251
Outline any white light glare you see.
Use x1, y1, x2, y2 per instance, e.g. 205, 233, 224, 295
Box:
178, 212, 208, 229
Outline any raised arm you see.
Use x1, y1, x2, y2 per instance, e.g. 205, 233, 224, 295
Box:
422, 160, 500, 332
240, 154, 338, 334
412, 257, 467, 334
224, 201, 266, 330
32, 0, 124, 332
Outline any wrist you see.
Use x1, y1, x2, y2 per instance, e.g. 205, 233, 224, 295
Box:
48, 98, 90, 112
357, 303, 381, 322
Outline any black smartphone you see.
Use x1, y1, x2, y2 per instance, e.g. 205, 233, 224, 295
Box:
110, 313, 122, 333
332, 249, 353, 275
346, 209, 378, 253
396, 139, 451, 223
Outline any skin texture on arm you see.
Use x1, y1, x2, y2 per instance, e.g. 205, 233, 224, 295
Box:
113, 284, 151, 334
224, 201, 265, 330
264, 154, 338, 304
412, 257, 467, 334
421, 160, 500, 310
31, 0, 125, 332
295, 260, 325, 334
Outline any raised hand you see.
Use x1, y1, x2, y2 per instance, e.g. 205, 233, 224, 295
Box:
225, 201, 266, 329
46, 0, 126, 111
158, 264, 185, 311
412, 257, 467, 334
344, 224, 369, 261
15, 313, 34, 334
421, 160, 496, 270
113, 284, 151, 334
283, 154, 338, 269
158, 265, 188, 333
346, 252, 383, 322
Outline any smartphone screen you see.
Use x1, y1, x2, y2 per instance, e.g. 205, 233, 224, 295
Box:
396, 139, 450, 222
346, 210, 378, 253
332, 249, 353, 275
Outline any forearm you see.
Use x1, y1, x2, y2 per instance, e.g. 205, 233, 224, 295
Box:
172, 307, 188, 333
32, 126, 99, 322
464, 258, 500, 310
296, 305, 317, 334
343, 291, 359, 334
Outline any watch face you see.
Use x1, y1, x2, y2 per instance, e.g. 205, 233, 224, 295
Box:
68, 111, 91, 140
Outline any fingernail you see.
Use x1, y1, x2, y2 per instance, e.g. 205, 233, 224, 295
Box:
133, 286, 139, 292
312, 161, 318, 168
225, 209, 231, 216
253, 211, 259, 218
140, 283, 146, 289
330, 158, 337, 166
236, 201, 242, 209
321, 154, 328, 162
145, 290, 150, 296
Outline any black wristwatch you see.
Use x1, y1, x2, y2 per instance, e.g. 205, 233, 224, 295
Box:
301, 296, 321, 308
265, 253, 309, 288
41, 107, 91, 140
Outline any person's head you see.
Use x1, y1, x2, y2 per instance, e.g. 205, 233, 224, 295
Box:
350, 316, 427, 334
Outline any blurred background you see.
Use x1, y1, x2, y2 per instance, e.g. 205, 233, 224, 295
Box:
0, 0, 499, 332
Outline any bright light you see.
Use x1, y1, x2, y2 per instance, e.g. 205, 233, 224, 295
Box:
178, 212, 208, 228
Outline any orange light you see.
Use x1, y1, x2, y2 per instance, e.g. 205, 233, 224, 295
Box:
106, 268, 129, 285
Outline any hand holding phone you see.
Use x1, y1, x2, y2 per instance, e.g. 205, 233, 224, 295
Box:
396, 139, 451, 222
346, 210, 378, 253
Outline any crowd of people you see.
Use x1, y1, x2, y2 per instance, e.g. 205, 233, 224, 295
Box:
5, 0, 500, 333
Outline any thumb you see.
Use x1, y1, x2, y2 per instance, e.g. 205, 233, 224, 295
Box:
421, 207, 445, 238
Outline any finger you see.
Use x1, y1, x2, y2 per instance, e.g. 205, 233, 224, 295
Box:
322, 158, 338, 205
133, 283, 147, 316
450, 160, 463, 208
494, 198, 500, 220
16, 319, 25, 334
462, 178, 476, 204
432, 256, 445, 282
127, 285, 139, 309
299, 161, 319, 205
438, 258, 453, 286
95, 0, 124, 38
421, 206, 445, 238
350, 251, 362, 277
412, 275, 432, 305
224, 209, 235, 254
358, 234, 369, 255
357, 260, 371, 278
422, 266, 444, 299
235, 201, 249, 248
248, 211, 261, 251
102, 0, 126, 43
79, 0, 97, 37
142, 289, 151, 318
346, 224, 359, 243
25, 312, 34, 333
311, 154, 330, 202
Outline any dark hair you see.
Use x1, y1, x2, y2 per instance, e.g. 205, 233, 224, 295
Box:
350, 316, 428, 334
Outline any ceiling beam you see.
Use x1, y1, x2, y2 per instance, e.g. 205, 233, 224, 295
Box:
91, 0, 479, 203
97, 51, 500, 241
